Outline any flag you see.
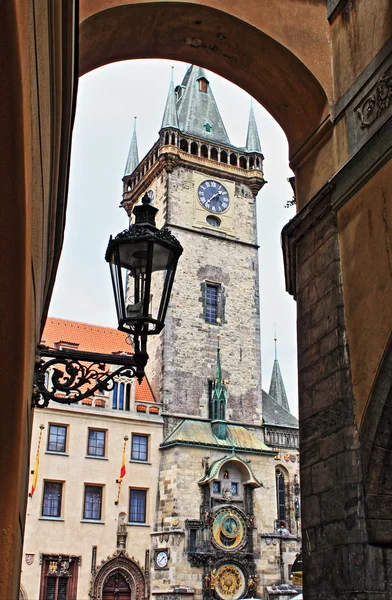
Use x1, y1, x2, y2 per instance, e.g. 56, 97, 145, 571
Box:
29, 425, 45, 498
115, 436, 128, 504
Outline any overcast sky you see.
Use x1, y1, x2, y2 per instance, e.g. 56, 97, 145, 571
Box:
48, 59, 298, 415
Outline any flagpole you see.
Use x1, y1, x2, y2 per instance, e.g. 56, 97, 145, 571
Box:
29, 424, 45, 498
115, 436, 129, 505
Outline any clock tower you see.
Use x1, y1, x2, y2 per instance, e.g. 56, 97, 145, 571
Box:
121, 65, 266, 430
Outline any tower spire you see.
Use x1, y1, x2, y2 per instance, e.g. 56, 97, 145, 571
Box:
161, 67, 179, 130
124, 117, 139, 176
269, 334, 290, 412
176, 65, 230, 144
246, 101, 262, 153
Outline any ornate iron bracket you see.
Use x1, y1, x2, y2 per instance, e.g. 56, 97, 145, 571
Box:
32, 344, 148, 409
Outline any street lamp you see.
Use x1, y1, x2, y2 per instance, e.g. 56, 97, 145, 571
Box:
32, 194, 183, 408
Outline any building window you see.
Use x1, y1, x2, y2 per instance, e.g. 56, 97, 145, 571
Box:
129, 489, 147, 523
39, 555, 79, 600
231, 482, 238, 495
83, 485, 103, 520
189, 529, 197, 552
205, 284, 218, 323
131, 434, 148, 461
213, 481, 221, 494
42, 482, 62, 518
276, 469, 286, 522
87, 429, 106, 457
112, 381, 131, 411
198, 77, 209, 93
47, 425, 67, 453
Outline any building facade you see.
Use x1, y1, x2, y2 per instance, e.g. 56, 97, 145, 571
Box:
22, 69, 300, 600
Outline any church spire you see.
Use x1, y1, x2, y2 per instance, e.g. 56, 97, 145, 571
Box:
161, 67, 179, 130
211, 333, 228, 440
245, 101, 262, 153
176, 65, 230, 144
124, 117, 139, 177
269, 336, 290, 412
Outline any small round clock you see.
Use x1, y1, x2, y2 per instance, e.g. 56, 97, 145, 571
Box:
155, 551, 168, 569
198, 180, 229, 213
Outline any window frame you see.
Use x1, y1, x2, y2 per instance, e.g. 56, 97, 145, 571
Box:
129, 488, 147, 524
87, 428, 106, 458
83, 484, 103, 521
39, 555, 79, 600
47, 424, 68, 454
131, 434, 149, 462
42, 481, 63, 518
205, 283, 218, 324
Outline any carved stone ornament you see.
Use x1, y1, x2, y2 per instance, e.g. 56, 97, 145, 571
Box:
356, 66, 392, 128
25, 554, 35, 565
90, 550, 145, 600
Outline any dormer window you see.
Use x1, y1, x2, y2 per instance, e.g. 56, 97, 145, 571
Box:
204, 122, 212, 133
198, 77, 209, 93
175, 85, 184, 101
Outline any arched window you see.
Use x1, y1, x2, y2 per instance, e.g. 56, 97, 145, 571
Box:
249, 156, 254, 169
171, 133, 176, 145
198, 77, 209, 93
210, 147, 218, 161
190, 142, 198, 156
112, 381, 131, 411
276, 469, 286, 522
180, 139, 189, 152
230, 153, 237, 166
239, 156, 247, 169
220, 150, 228, 163
164, 132, 170, 145
125, 383, 131, 411
201, 144, 208, 158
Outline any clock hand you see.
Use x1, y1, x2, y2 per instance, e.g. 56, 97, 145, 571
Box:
208, 192, 221, 201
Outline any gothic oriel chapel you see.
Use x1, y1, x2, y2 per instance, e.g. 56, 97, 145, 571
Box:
21, 68, 300, 600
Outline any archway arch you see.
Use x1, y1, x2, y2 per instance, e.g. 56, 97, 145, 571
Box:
91, 551, 146, 600
79, 2, 329, 156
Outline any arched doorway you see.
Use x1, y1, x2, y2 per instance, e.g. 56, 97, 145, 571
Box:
90, 551, 145, 600
102, 571, 131, 600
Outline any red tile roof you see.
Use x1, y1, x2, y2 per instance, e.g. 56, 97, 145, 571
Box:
43, 318, 155, 402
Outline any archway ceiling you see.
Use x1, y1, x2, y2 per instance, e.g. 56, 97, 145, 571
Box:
79, 1, 331, 155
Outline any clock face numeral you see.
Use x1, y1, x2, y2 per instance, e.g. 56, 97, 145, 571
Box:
198, 180, 230, 213
156, 551, 168, 568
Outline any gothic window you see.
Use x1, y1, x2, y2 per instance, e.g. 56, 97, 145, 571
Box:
198, 77, 209, 93
190, 141, 198, 155
230, 153, 237, 166
171, 133, 176, 145
87, 429, 106, 457
220, 150, 228, 163
201, 144, 208, 158
42, 482, 62, 518
112, 381, 131, 411
164, 132, 170, 145
129, 489, 147, 523
276, 469, 286, 522
210, 147, 218, 161
249, 156, 254, 168
83, 485, 103, 520
39, 556, 78, 600
239, 156, 247, 169
131, 434, 148, 461
47, 424, 67, 453
180, 139, 189, 152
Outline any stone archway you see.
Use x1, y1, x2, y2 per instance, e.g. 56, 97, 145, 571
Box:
91, 551, 146, 600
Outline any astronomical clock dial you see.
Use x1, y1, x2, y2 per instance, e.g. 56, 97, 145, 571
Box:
211, 508, 246, 551
215, 564, 246, 600
198, 180, 230, 213
155, 551, 168, 569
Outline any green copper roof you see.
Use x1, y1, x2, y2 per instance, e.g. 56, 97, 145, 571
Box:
161, 69, 179, 130
176, 65, 230, 145
161, 419, 272, 453
124, 118, 139, 176
269, 358, 290, 412
198, 451, 262, 487
246, 102, 262, 153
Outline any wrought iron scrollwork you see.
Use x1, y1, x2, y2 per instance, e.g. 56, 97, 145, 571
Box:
32, 345, 147, 408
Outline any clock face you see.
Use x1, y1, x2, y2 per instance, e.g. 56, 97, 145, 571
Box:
156, 551, 168, 568
211, 508, 246, 551
198, 180, 229, 213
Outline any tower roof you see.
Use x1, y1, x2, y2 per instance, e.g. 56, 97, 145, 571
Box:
161, 69, 179, 130
246, 102, 262, 153
176, 65, 230, 144
124, 118, 139, 176
211, 337, 227, 405
268, 349, 290, 413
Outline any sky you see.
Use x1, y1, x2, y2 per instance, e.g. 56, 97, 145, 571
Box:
49, 59, 298, 416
